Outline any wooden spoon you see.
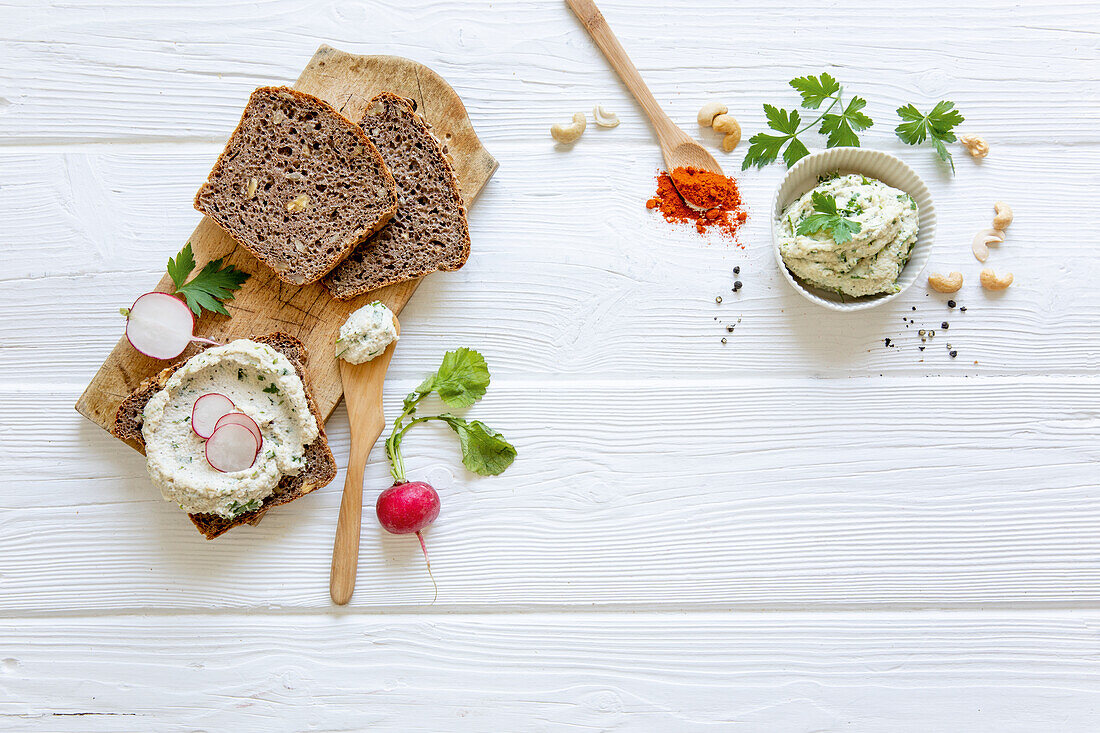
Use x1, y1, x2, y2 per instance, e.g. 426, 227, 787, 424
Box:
330, 316, 401, 605
565, 0, 724, 192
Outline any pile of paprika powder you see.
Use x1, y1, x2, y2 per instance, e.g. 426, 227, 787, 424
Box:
646, 166, 748, 243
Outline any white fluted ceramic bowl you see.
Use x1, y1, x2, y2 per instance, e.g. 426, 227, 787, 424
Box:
771, 148, 936, 312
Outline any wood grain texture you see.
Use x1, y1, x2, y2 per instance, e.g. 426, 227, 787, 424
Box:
2, 142, 1097, 383
565, 0, 725, 177
1, 1, 1097, 144
2, 611, 1099, 731
5, 377, 1100, 612
3, 0, 1100, 727
74, 45, 496, 439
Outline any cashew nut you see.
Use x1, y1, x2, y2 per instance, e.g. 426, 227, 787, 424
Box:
697, 101, 728, 127
993, 201, 1013, 231
551, 112, 586, 144
592, 105, 620, 128
712, 114, 738, 134
721, 129, 742, 152
980, 268, 1013, 291
959, 134, 990, 159
927, 271, 964, 293
972, 227, 1005, 262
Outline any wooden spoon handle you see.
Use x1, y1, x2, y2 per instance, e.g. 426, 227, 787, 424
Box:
329, 431, 376, 605
330, 329, 399, 605
565, 0, 682, 145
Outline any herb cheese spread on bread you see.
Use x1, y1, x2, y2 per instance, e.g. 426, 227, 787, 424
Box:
141, 339, 319, 518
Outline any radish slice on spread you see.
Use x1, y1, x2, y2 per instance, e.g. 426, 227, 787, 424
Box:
214, 411, 262, 447
191, 393, 236, 439
205, 423, 260, 473
123, 292, 221, 360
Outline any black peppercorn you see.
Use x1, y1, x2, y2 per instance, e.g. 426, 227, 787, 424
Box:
960, 306, 967, 312
941, 322, 949, 329
949, 350, 958, 358
733, 266, 740, 275
947, 300, 956, 308
721, 338, 727, 344
733, 281, 742, 292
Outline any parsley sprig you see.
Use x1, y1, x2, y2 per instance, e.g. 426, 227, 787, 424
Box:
894, 101, 965, 173
742, 73, 873, 170
167, 243, 250, 317
796, 192, 863, 244
385, 348, 517, 483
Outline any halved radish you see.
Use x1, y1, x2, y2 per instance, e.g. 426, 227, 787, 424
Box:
123, 292, 221, 360
205, 423, 260, 473
214, 411, 262, 447
191, 393, 236, 439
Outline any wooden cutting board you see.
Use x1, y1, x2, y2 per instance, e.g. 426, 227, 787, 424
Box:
75, 45, 498, 445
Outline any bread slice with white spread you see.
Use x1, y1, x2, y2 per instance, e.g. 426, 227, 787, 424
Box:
195, 86, 398, 286
324, 93, 471, 300
112, 333, 336, 539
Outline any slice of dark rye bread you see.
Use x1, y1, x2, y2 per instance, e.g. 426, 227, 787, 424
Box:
195, 86, 398, 286
112, 333, 337, 540
324, 93, 471, 300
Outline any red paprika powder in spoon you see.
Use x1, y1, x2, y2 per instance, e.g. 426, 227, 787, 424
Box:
647, 166, 748, 243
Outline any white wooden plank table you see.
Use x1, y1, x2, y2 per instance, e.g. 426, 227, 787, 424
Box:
1, 0, 1098, 729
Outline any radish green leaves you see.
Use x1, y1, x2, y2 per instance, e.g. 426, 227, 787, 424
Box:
386, 349, 516, 482
413, 347, 490, 409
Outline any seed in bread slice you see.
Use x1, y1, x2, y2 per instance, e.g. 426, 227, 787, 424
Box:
112, 332, 337, 540
195, 86, 398, 285
324, 93, 471, 300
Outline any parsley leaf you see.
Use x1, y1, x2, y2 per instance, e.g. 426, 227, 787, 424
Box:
790, 72, 841, 109
820, 96, 873, 148
796, 192, 863, 244
743, 106, 807, 170
164, 243, 251, 317
895, 101, 964, 173
437, 415, 517, 476
415, 347, 490, 409
262, 383, 280, 394
742, 132, 792, 170
167, 243, 197, 290
743, 73, 872, 170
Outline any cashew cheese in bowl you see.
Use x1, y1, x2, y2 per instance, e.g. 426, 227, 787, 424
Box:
772, 148, 935, 311
778, 173, 918, 297
141, 339, 319, 517
336, 301, 398, 363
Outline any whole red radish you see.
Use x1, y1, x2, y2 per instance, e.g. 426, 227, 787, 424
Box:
377, 481, 440, 600
376, 349, 517, 604
376, 481, 440, 535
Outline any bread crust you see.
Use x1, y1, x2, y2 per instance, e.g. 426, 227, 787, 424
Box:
195, 86, 398, 285
324, 92, 471, 300
111, 333, 337, 539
